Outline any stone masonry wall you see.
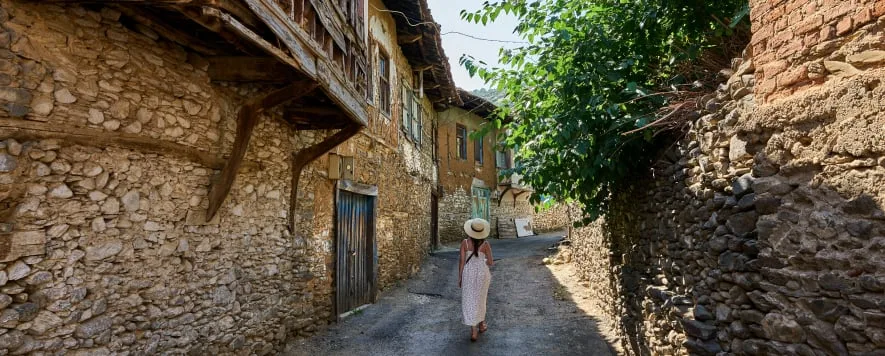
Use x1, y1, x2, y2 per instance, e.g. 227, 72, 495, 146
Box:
491, 193, 534, 237
567, 2, 885, 354
0, 1, 435, 354
533, 203, 574, 233
438, 187, 473, 242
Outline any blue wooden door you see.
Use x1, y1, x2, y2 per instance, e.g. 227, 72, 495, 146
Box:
471, 187, 491, 222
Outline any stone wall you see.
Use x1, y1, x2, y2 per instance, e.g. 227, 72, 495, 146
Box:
533, 203, 574, 233
567, 2, 885, 354
491, 192, 534, 236
438, 187, 472, 242
0, 0, 435, 354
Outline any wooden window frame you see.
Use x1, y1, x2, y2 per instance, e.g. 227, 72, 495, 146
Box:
496, 149, 511, 169
378, 49, 391, 115
455, 124, 467, 160
474, 134, 483, 164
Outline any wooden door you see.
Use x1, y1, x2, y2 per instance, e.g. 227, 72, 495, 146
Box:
431, 193, 439, 251
471, 187, 491, 222
336, 189, 377, 316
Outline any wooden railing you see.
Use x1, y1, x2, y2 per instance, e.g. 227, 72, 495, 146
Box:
270, 0, 368, 103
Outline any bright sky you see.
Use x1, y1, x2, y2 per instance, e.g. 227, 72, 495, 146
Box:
426, 0, 522, 91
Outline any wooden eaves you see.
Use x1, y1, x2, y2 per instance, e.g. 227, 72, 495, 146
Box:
50, 0, 370, 230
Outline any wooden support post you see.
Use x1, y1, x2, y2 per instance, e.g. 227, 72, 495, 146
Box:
206, 81, 319, 220
397, 33, 422, 45
497, 186, 512, 207
287, 123, 361, 233
513, 190, 528, 208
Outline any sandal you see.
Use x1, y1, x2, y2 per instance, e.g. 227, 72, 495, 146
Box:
470, 327, 478, 342
479, 322, 488, 333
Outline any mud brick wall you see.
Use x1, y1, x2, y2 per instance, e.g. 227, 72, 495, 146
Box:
0, 0, 436, 354
750, 0, 885, 102
568, 1, 885, 354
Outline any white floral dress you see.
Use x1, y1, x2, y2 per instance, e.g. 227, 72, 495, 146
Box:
461, 243, 491, 326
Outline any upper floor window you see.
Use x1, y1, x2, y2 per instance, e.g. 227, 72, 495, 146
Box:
496, 150, 510, 169
379, 51, 390, 114
474, 134, 483, 164
456, 125, 467, 160
400, 83, 423, 146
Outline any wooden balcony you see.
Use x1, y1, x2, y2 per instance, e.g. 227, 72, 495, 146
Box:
53, 0, 371, 127
47, 0, 376, 228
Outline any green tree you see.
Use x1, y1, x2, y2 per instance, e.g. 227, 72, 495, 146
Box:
461, 0, 749, 223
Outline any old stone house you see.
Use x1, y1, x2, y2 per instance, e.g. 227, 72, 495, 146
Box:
436, 89, 542, 241
0, 0, 458, 353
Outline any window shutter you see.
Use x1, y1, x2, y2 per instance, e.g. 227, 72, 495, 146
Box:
410, 96, 419, 142
366, 43, 374, 103
401, 84, 410, 133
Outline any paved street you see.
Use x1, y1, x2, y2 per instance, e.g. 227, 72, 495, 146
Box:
284, 232, 616, 356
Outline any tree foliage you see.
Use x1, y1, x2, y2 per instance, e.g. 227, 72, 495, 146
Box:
461, 0, 749, 223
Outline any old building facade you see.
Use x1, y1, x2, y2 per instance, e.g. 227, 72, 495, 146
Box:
436, 90, 543, 241
0, 0, 458, 353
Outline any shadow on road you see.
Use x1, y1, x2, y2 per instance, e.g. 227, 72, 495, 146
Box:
285, 232, 616, 356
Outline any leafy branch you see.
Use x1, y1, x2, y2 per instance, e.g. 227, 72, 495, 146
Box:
460, 0, 750, 223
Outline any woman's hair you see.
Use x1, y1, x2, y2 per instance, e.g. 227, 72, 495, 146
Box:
469, 237, 485, 258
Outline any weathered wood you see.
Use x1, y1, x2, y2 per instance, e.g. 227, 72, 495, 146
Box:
286, 105, 341, 116
207, 56, 296, 82
202, 0, 262, 29
397, 33, 422, 45
47, 0, 192, 2
0, 118, 252, 170
206, 81, 319, 220
243, 0, 367, 126
288, 123, 361, 232
113, 5, 220, 56
178, 6, 260, 56
307, 0, 349, 50
211, 8, 305, 72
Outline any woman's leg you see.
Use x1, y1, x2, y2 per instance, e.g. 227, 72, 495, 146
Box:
470, 325, 478, 341
478, 321, 487, 332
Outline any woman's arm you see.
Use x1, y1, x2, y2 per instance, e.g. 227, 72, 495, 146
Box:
484, 243, 494, 267
458, 240, 466, 288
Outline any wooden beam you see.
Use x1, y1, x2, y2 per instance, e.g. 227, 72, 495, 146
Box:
114, 6, 220, 56
0, 118, 260, 170
497, 186, 512, 207
209, 7, 305, 73
286, 106, 341, 116
177, 6, 259, 56
206, 81, 319, 220
397, 33, 422, 45
513, 190, 528, 208
412, 63, 433, 71
46, 0, 193, 3
288, 123, 361, 232
207, 56, 296, 82
239, 0, 368, 125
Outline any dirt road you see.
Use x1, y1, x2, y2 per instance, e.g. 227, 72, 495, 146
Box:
284, 232, 617, 356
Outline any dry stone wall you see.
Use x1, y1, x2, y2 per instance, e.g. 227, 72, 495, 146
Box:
0, 1, 434, 354
438, 187, 473, 242
567, 3, 885, 354
533, 203, 575, 234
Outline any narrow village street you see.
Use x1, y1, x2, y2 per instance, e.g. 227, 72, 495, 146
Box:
284, 232, 618, 356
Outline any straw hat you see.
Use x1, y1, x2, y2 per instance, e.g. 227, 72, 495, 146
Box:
464, 218, 490, 239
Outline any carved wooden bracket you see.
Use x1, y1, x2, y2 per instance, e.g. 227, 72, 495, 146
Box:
206, 81, 319, 220
287, 123, 362, 233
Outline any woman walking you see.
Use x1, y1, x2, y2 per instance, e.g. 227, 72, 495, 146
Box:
459, 218, 494, 342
